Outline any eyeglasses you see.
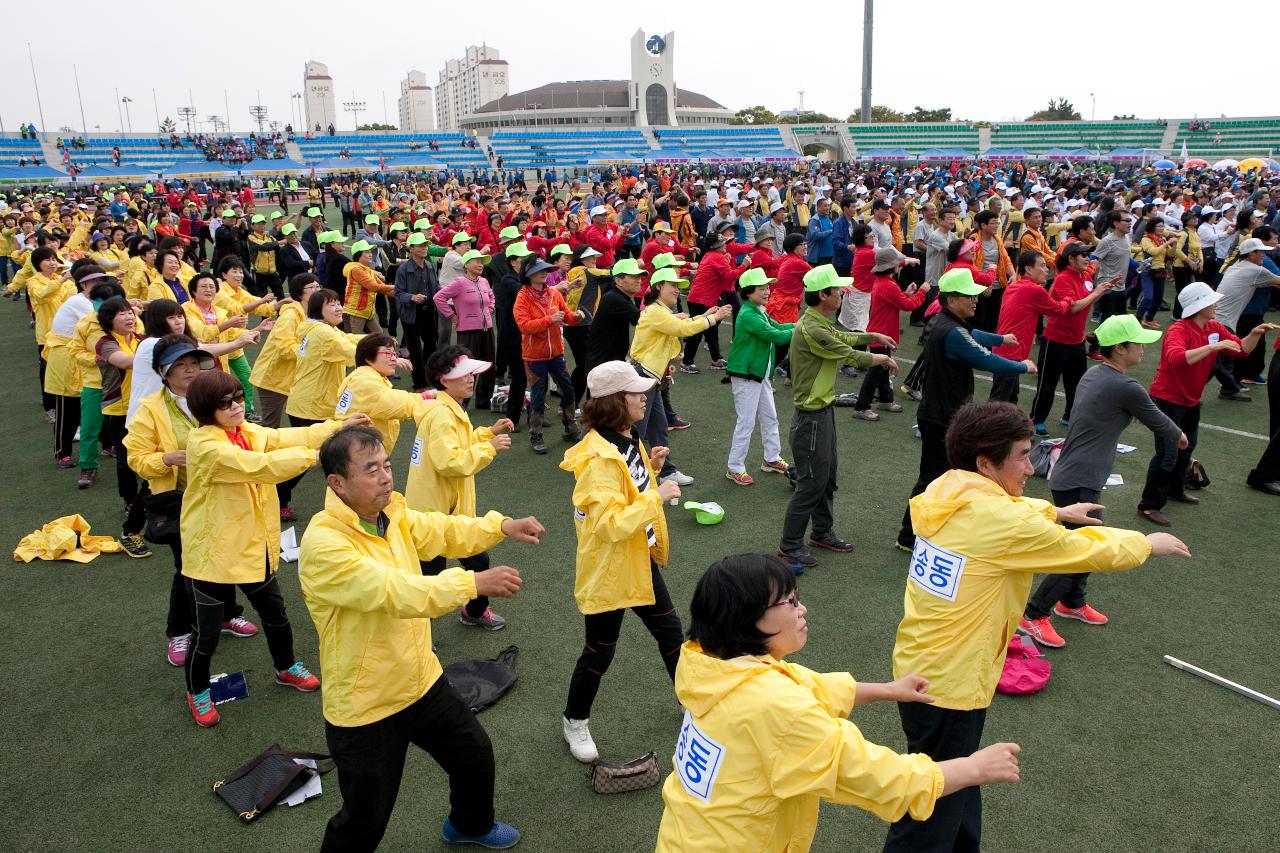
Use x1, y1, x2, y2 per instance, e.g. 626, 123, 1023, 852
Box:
376, 348, 399, 358
216, 390, 246, 410
769, 592, 800, 609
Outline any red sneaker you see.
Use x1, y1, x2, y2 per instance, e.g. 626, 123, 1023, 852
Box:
280, 505, 297, 522
221, 616, 260, 637
187, 689, 221, 727
1017, 616, 1065, 648
275, 661, 320, 692
1054, 602, 1109, 625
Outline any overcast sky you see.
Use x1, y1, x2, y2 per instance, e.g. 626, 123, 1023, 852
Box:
3, 1, 1271, 135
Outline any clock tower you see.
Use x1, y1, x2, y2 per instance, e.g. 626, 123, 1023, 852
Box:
631, 29, 677, 127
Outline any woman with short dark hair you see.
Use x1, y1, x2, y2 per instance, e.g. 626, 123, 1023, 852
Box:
95, 296, 151, 559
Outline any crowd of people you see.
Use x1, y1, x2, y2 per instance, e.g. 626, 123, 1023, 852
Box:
6, 149, 1279, 850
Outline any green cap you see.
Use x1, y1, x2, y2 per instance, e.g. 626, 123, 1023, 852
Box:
350, 239, 376, 255
1094, 314, 1162, 347
388, 221, 407, 233
306, 207, 323, 218
451, 231, 475, 245
611, 258, 644, 277
650, 267, 688, 287
738, 267, 777, 290
549, 244, 572, 258
319, 230, 347, 245
414, 218, 432, 232
221, 209, 238, 219
250, 214, 267, 224
498, 225, 522, 242
651, 251, 685, 269
269, 210, 284, 220
364, 214, 381, 225
504, 241, 533, 258
461, 249, 492, 265
280, 223, 298, 236
802, 264, 853, 293
937, 267, 987, 296
406, 232, 428, 246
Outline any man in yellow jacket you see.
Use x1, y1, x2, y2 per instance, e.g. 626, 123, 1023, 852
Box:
885, 401, 1190, 851
299, 425, 544, 851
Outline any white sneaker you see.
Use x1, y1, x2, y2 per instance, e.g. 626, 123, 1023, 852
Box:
660, 470, 694, 486
562, 716, 599, 763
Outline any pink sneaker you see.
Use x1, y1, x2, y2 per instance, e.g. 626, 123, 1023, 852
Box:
1054, 602, 1109, 625
759, 458, 790, 475
1017, 616, 1065, 648
167, 633, 191, 667
221, 616, 259, 638
725, 469, 754, 486
275, 661, 320, 692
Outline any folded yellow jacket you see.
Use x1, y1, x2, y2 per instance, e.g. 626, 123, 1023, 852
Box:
14, 515, 123, 563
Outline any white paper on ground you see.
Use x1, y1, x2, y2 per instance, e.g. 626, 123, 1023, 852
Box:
280, 526, 299, 563
1116, 444, 1137, 454
1106, 473, 1124, 486
277, 758, 322, 807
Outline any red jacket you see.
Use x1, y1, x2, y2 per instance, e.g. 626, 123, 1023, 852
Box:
850, 245, 877, 292
514, 285, 581, 361
1042, 266, 1091, 345
524, 234, 567, 256
867, 274, 928, 342
945, 259, 996, 288
749, 247, 780, 278
993, 277, 1072, 360
640, 237, 694, 272
583, 222, 629, 267
767, 254, 811, 324
1149, 318, 1243, 407
687, 249, 747, 306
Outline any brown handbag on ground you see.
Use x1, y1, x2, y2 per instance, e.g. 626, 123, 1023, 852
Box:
588, 751, 660, 794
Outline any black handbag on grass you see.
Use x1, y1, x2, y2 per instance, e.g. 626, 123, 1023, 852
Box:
212, 745, 334, 823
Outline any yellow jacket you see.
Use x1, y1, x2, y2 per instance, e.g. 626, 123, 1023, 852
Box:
129, 263, 164, 302
629, 302, 716, 378
657, 643, 943, 852
1139, 236, 1172, 271
249, 300, 305, 395
69, 312, 105, 390
333, 365, 433, 454
145, 275, 188, 304
29, 272, 73, 346
181, 421, 339, 584
892, 470, 1151, 710
42, 332, 80, 396
5, 252, 33, 294
404, 393, 495, 516
182, 301, 235, 370
286, 320, 364, 421
123, 389, 186, 494
90, 248, 126, 273
559, 428, 669, 615
216, 280, 275, 318
298, 489, 507, 727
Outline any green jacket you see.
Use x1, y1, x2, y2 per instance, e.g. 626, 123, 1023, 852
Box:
726, 303, 793, 382
789, 307, 874, 410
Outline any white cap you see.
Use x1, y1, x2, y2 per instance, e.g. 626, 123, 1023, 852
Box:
1023, 200, 1040, 211
1129, 200, 1145, 209
764, 178, 773, 184
589, 205, 607, 217
768, 201, 786, 214
1238, 237, 1270, 254
440, 355, 493, 381
1152, 198, 1168, 206
1177, 281, 1223, 316
1004, 187, 1019, 197
855, 185, 869, 195
587, 360, 657, 397
746, 189, 760, 199
1199, 205, 1218, 215
994, 181, 1008, 190
904, 187, 918, 195
736, 199, 753, 209
580, 246, 603, 259
693, 179, 704, 186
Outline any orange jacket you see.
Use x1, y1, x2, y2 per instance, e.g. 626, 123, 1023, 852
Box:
342, 262, 393, 319
514, 285, 581, 362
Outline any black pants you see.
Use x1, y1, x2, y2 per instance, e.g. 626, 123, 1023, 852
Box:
251, 272, 283, 300
779, 406, 838, 551
989, 371, 1021, 404
38, 345, 54, 412
564, 325, 589, 404
184, 566, 294, 694
102, 415, 147, 535
499, 341, 527, 427
1171, 266, 1194, 320
902, 351, 928, 393
1139, 398, 1200, 511
1234, 313, 1266, 381
682, 302, 721, 364
564, 563, 682, 721
375, 292, 399, 338
422, 552, 489, 619
341, 210, 357, 236
883, 704, 987, 853
1249, 349, 1280, 486
457, 329, 496, 408
164, 540, 240, 637
1029, 339, 1086, 426
401, 313, 437, 390
277, 415, 320, 507
322, 677, 496, 851
972, 287, 1003, 334
54, 393, 81, 460
1213, 352, 1244, 395
1024, 487, 1102, 620
898, 420, 949, 547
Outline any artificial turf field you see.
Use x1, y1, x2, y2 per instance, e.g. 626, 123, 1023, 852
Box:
1, 296, 1278, 852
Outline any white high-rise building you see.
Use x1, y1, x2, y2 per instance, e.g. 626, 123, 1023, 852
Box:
398, 71, 435, 132
303, 60, 336, 132
435, 45, 508, 131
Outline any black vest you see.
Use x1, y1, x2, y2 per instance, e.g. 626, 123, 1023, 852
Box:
919, 308, 976, 427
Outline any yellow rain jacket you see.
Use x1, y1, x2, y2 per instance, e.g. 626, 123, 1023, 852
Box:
893, 470, 1152, 710
181, 420, 339, 584
657, 643, 943, 852
146, 276, 187, 304
29, 272, 74, 346
559, 428, 669, 615
182, 300, 235, 370
69, 312, 105, 390
5, 252, 34, 295
404, 393, 495, 515
14, 514, 122, 563
123, 390, 186, 494
286, 320, 364, 421
332, 365, 433, 454
43, 332, 80, 397
298, 489, 507, 727
216, 280, 276, 319
629, 302, 717, 378
249, 300, 305, 395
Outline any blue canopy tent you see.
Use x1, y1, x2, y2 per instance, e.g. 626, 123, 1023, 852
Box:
644, 148, 693, 164
312, 157, 378, 173
859, 148, 911, 161
164, 161, 240, 178
585, 151, 638, 166
1040, 147, 1097, 162
981, 147, 1030, 161
752, 148, 803, 163
919, 147, 973, 161
1107, 147, 1163, 162
700, 149, 746, 163
72, 164, 156, 181
238, 157, 307, 174
382, 155, 447, 171
0, 165, 69, 183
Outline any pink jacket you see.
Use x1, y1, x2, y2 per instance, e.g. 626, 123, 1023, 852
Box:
434, 274, 495, 332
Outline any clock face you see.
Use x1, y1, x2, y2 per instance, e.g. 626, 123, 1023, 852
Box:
646, 34, 666, 55
649, 63, 663, 78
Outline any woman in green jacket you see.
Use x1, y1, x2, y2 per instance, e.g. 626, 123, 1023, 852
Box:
725, 268, 794, 485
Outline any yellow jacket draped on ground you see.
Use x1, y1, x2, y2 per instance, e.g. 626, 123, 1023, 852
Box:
287, 320, 363, 421
657, 643, 943, 852
298, 489, 507, 727
333, 365, 433, 454
249, 300, 306, 395
559, 428, 669, 615
14, 514, 122, 563
180, 420, 339, 584
404, 393, 495, 516
629, 302, 716, 378
893, 469, 1152, 710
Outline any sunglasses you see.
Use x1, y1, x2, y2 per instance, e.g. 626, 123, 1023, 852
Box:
216, 390, 247, 410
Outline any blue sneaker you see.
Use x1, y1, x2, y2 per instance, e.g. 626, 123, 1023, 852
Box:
1058, 418, 1070, 428
442, 818, 520, 849
1034, 423, 1049, 438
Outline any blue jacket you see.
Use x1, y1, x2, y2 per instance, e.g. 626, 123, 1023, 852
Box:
806, 215, 835, 263
832, 216, 854, 271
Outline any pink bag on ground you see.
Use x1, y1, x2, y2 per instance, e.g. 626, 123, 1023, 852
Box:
996, 634, 1051, 695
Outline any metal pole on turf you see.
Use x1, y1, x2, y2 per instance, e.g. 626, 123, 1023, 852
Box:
1163, 656, 1280, 711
